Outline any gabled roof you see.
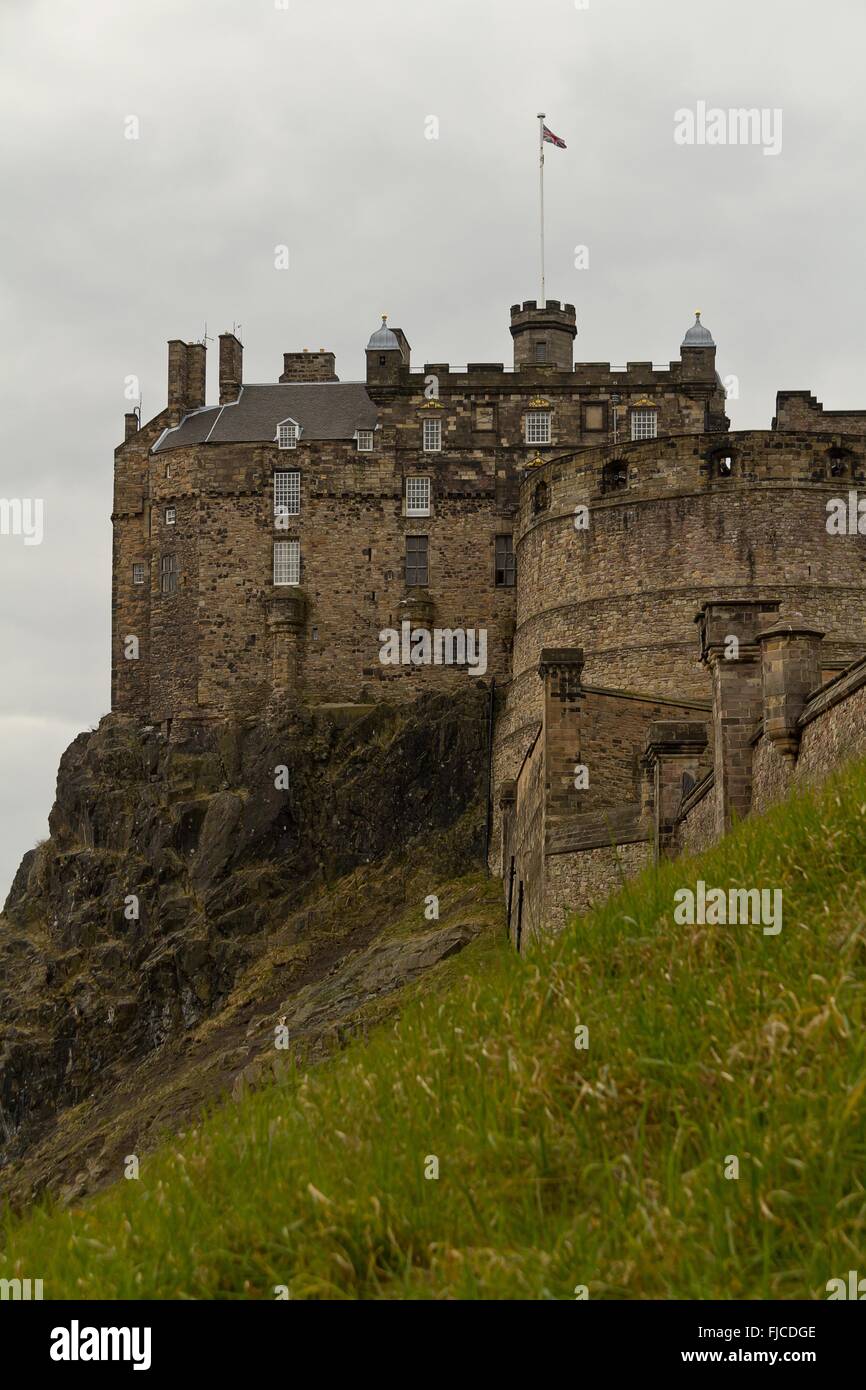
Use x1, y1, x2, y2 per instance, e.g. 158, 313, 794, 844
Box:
153, 382, 378, 453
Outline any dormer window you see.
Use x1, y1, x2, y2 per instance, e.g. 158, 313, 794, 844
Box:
630, 408, 658, 441
356, 430, 374, 452
525, 411, 552, 445
277, 421, 299, 450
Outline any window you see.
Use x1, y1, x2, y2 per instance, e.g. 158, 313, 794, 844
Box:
533, 480, 549, 515
160, 554, 177, 595
584, 403, 605, 432
165, 506, 176, 525
378, 355, 386, 367
405, 476, 431, 516
602, 460, 629, 493
534, 342, 547, 363
495, 535, 515, 587
828, 447, 852, 477
278, 422, 298, 449
356, 430, 374, 452
132, 562, 146, 585
274, 470, 300, 522
525, 411, 552, 445
630, 408, 658, 441
715, 454, 734, 478
274, 539, 300, 586
423, 418, 442, 452
405, 535, 428, 587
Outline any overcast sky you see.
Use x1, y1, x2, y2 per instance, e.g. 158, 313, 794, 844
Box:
1, 0, 864, 903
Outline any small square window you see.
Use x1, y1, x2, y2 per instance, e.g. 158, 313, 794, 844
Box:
630, 408, 658, 441
495, 535, 515, 587
525, 412, 552, 445
405, 476, 431, 516
165, 506, 176, 525
356, 430, 374, 452
278, 422, 298, 449
405, 534, 428, 587
274, 539, 300, 586
160, 554, 177, 595
534, 342, 547, 363
422, 418, 442, 452
132, 562, 146, 585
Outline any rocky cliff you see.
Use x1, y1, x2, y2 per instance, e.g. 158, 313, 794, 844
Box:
0, 689, 499, 1207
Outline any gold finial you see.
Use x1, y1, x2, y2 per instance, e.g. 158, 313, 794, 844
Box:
695, 309, 701, 319
382, 313, 388, 323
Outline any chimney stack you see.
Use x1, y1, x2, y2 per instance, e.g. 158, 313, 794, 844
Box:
186, 342, 206, 411
219, 332, 243, 405
167, 339, 188, 417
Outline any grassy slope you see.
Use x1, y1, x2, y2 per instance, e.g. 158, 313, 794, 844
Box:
3, 759, 866, 1300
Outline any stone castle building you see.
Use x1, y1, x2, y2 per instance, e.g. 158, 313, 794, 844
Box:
112, 298, 866, 936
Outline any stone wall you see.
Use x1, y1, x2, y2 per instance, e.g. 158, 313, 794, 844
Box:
676, 772, 716, 854
545, 840, 650, 924
774, 390, 866, 436
751, 658, 866, 815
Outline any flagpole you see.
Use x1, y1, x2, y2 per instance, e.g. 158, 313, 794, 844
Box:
537, 112, 545, 306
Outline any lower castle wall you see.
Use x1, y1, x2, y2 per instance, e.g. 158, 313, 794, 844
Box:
751, 666, 866, 817
545, 841, 650, 926
676, 776, 717, 854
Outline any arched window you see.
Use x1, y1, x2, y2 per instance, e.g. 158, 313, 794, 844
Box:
828, 446, 852, 478
533, 480, 549, 515
602, 459, 628, 493
708, 448, 734, 478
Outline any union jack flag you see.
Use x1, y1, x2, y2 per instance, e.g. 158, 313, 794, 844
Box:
542, 125, 567, 148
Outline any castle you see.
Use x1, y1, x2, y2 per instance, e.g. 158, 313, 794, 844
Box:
112, 299, 866, 935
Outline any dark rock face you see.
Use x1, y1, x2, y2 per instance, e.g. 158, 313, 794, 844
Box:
0, 689, 491, 1200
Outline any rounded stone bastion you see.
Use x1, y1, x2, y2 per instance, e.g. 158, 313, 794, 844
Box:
494, 428, 866, 790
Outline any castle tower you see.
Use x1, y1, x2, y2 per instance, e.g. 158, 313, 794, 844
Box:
680, 311, 716, 383
365, 315, 410, 386
509, 299, 577, 370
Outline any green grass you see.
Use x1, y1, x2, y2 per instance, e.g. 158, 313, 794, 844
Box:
4, 759, 866, 1299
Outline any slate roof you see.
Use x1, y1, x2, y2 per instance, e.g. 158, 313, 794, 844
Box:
153, 382, 378, 453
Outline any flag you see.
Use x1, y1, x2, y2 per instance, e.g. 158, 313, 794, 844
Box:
542, 125, 567, 149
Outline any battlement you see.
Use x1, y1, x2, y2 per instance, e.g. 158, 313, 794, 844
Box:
518, 428, 866, 525
774, 389, 866, 435
509, 299, 578, 371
